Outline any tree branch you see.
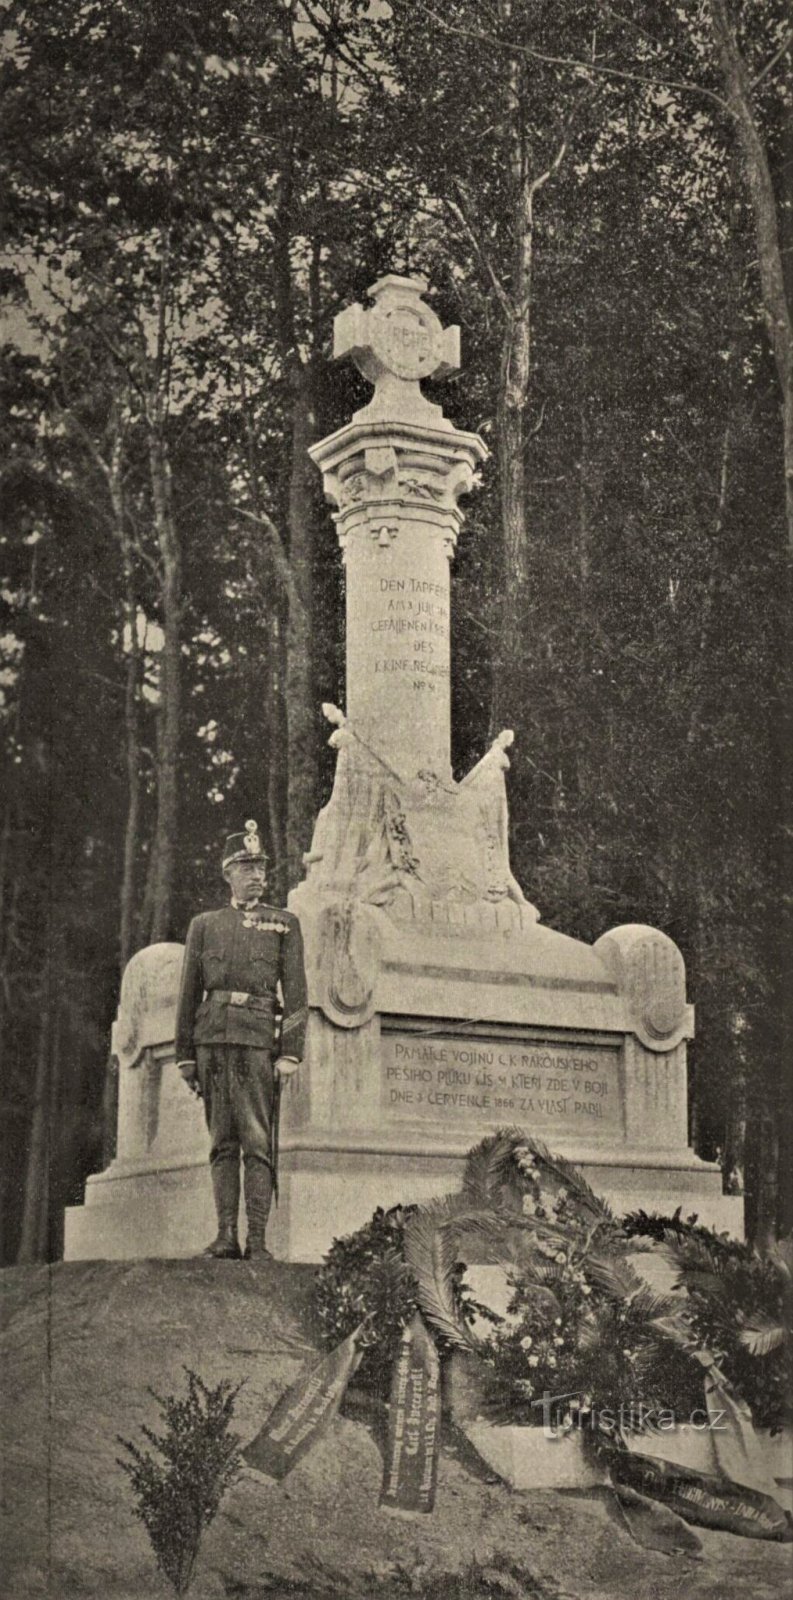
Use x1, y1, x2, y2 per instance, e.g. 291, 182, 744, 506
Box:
751, 26, 793, 91
527, 92, 593, 203
296, 0, 386, 92
25, 261, 148, 401
411, 1, 735, 117
446, 187, 511, 316
528, 397, 548, 438
230, 503, 306, 617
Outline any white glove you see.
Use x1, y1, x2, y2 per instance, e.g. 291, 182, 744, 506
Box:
176, 1060, 201, 1097
274, 1056, 299, 1082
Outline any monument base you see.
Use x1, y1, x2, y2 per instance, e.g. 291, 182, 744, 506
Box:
65, 1124, 742, 1265
64, 906, 744, 1264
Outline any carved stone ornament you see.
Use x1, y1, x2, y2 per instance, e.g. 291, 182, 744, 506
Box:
322, 442, 479, 567
334, 274, 459, 391
111, 942, 185, 1071
317, 899, 384, 1028
593, 924, 690, 1050
368, 292, 444, 382
301, 709, 539, 923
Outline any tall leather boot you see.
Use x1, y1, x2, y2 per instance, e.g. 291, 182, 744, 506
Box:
203, 1160, 242, 1259
243, 1159, 274, 1261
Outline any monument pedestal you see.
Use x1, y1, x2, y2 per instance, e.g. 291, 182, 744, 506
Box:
272, 888, 740, 1260
65, 896, 740, 1263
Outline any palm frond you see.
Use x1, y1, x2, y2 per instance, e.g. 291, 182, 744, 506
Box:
585, 1252, 644, 1302
366, 1248, 419, 1302
403, 1196, 506, 1350
515, 1283, 563, 1319
766, 1236, 793, 1284
586, 1255, 692, 1339
737, 1313, 787, 1358
630, 1284, 679, 1323
514, 1254, 568, 1288
461, 1128, 526, 1208
650, 1312, 708, 1360
664, 1230, 733, 1283
518, 1135, 615, 1225
670, 1267, 723, 1296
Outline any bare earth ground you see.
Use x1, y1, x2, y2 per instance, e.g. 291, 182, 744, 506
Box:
1, 1258, 790, 1600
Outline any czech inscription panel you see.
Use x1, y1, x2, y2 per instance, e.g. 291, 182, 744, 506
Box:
381, 1033, 623, 1138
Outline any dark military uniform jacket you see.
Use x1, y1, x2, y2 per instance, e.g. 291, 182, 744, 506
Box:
175, 903, 308, 1064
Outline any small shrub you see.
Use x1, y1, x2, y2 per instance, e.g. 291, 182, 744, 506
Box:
118, 1369, 243, 1596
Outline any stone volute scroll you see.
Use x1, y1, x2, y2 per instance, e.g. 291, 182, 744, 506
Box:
593, 925, 693, 1052
111, 942, 186, 1071
110, 942, 194, 1165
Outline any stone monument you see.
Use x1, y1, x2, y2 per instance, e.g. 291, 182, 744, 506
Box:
65, 274, 741, 1262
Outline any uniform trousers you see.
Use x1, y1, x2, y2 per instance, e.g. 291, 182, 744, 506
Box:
196, 1044, 275, 1173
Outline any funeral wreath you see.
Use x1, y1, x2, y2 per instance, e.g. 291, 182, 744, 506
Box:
311, 1129, 792, 1438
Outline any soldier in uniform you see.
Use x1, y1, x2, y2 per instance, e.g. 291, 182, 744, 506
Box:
175, 821, 308, 1261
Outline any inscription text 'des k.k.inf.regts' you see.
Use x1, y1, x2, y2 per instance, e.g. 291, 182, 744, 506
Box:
381, 1034, 622, 1137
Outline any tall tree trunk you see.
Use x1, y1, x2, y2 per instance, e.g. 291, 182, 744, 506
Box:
239, 362, 289, 894
488, 11, 575, 733
139, 425, 182, 944
708, 0, 793, 554
708, 0, 792, 1240
103, 423, 144, 970
491, 25, 531, 733
119, 585, 142, 970
269, 613, 289, 901
284, 365, 319, 887
686, 419, 732, 750
119, 621, 142, 964
271, 99, 320, 889
16, 1000, 51, 1264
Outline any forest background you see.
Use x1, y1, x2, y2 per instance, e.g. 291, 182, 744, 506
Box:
1, 0, 790, 1266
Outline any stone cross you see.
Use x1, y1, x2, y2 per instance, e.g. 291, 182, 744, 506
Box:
309, 275, 487, 783
333, 274, 460, 427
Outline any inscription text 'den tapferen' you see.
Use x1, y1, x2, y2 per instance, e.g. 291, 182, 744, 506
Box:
381, 1035, 622, 1136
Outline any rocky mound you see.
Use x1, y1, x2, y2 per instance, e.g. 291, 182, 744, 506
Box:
1, 1258, 788, 1600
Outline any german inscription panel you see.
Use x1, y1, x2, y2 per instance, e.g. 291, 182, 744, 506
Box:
371, 575, 450, 698
381, 1033, 623, 1138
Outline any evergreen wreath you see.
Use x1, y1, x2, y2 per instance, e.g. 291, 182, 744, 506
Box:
623, 1209, 793, 1432
310, 1129, 790, 1437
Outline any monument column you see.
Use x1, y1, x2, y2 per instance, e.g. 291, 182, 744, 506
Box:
309, 275, 487, 782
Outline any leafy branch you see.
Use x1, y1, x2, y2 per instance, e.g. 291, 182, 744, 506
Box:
117, 1369, 243, 1597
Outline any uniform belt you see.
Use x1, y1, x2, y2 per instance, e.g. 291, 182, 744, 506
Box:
207, 989, 272, 1011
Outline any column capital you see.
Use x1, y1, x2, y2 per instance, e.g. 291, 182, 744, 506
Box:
309, 420, 487, 560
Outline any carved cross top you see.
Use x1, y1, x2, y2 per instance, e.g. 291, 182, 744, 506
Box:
333, 275, 460, 420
